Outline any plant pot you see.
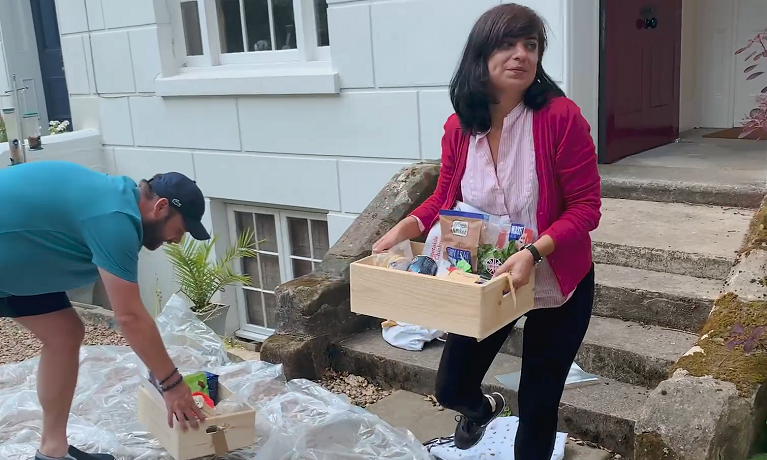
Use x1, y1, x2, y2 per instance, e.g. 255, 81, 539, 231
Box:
194, 303, 230, 335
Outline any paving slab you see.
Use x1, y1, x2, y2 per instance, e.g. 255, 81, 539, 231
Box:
226, 348, 261, 362
565, 443, 613, 460
593, 264, 719, 333
367, 390, 459, 443
333, 330, 649, 457
501, 314, 698, 388
592, 198, 752, 279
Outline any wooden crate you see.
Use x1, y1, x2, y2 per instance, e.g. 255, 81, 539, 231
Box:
137, 380, 256, 460
350, 242, 535, 340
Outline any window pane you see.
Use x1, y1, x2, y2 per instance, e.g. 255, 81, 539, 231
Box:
288, 218, 311, 257
311, 220, 329, 259
245, 289, 265, 327
217, 0, 245, 53
244, 0, 272, 51
235, 211, 254, 237
255, 213, 278, 252
181, 1, 204, 56
260, 254, 282, 291
314, 0, 329, 47
272, 0, 296, 50
242, 254, 261, 288
292, 258, 313, 278
264, 293, 278, 329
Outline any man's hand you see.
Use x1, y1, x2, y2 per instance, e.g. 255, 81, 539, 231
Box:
163, 376, 206, 431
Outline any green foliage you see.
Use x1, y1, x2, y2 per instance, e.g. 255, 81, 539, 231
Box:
164, 229, 258, 317
748, 455, 767, 460
0, 117, 7, 143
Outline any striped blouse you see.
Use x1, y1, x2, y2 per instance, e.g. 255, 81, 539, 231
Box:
460, 102, 573, 309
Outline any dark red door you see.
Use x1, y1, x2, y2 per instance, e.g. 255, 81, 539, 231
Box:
601, 0, 682, 163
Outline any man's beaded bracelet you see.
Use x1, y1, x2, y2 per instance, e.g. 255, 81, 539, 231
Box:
158, 367, 179, 385
161, 374, 184, 393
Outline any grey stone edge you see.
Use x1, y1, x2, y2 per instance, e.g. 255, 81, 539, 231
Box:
260, 163, 441, 380
633, 246, 767, 460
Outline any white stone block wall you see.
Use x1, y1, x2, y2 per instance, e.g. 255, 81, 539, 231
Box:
52, 0, 590, 333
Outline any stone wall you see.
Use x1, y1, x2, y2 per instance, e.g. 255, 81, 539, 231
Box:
635, 197, 767, 460
260, 162, 439, 380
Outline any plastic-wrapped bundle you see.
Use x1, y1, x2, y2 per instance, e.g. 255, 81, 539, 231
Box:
0, 294, 432, 460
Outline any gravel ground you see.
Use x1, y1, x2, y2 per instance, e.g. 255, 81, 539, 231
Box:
0, 318, 127, 366
318, 369, 393, 407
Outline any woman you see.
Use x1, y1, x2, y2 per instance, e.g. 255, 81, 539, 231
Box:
372, 4, 601, 459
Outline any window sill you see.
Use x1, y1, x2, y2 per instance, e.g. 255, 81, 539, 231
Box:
155, 64, 340, 97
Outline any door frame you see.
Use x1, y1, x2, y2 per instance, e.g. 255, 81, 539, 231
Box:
29, 0, 71, 127
598, 0, 608, 164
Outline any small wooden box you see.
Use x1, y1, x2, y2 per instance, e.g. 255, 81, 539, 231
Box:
350, 242, 535, 340
137, 380, 256, 460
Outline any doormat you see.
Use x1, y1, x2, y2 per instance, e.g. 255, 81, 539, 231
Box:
702, 127, 766, 140
425, 416, 566, 460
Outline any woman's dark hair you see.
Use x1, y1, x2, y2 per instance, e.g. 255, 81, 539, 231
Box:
450, 4, 565, 134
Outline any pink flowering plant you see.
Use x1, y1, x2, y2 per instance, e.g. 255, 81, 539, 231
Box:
735, 27, 767, 139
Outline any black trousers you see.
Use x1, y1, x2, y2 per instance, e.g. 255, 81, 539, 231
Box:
435, 265, 595, 460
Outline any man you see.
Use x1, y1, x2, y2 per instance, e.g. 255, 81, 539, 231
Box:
0, 161, 208, 460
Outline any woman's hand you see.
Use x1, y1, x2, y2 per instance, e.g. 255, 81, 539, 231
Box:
372, 216, 422, 254
492, 248, 534, 288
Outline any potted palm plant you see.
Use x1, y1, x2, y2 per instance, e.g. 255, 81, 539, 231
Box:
164, 228, 258, 334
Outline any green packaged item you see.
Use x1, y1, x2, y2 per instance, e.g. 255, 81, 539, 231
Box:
184, 372, 210, 397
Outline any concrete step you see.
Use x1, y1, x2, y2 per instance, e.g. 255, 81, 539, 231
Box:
368, 390, 612, 460
593, 264, 719, 333
500, 315, 698, 389
593, 198, 752, 280
333, 330, 649, 458
600, 164, 766, 209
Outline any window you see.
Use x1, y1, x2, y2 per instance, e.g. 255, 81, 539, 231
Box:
175, 0, 330, 67
228, 206, 330, 340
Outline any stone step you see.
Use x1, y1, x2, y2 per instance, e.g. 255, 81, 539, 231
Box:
333, 330, 649, 458
500, 315, 698, 389
599, 164, 766, 209
367, 390, 612, 460
592, 198, 752, 280
593, 264, 719, 333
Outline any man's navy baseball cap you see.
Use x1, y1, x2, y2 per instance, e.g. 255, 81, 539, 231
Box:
148, 172, 210, 240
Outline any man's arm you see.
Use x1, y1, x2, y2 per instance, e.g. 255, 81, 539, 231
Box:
79, 212, 176, 380
98, 269, 177, 381
81, 212, 203, 429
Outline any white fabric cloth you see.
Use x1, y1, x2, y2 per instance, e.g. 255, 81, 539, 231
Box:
381, 322, 444, 351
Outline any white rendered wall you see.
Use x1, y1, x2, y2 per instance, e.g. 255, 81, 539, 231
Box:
54, 0, 578, 332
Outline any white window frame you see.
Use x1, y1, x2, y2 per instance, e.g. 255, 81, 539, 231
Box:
171, 0, 330, 69
227, 204, 329, 341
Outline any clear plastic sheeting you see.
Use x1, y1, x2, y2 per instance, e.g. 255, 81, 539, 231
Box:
495, 361, 598, 392
0, 294, 433, 460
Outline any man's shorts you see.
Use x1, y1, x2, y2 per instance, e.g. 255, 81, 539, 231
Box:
0, 292, 73, 318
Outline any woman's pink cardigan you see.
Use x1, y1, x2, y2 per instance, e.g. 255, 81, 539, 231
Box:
409, 96, 602, 296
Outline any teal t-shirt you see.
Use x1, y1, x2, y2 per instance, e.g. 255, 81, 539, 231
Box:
0, 161, 143, 298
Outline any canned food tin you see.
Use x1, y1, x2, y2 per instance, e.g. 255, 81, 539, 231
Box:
407, 255, 438, 276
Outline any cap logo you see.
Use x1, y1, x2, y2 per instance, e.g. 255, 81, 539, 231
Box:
172, 198, 182, 207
